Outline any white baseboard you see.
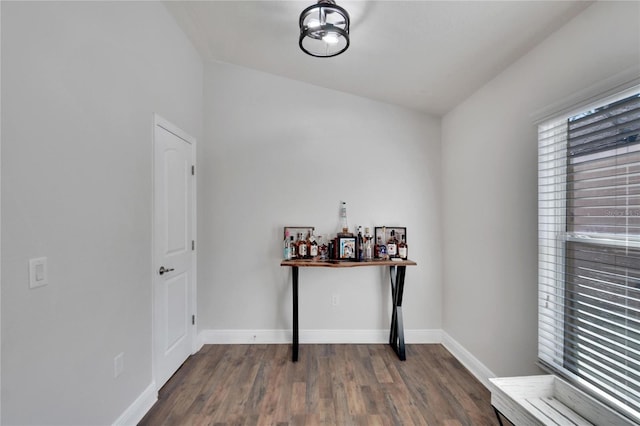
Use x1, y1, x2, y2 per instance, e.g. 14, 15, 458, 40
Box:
112, 381, 157, 426
407, 329, 443, 343
441, 331, 496, 389
197, 329, 288, 346
198, 328, 442, 347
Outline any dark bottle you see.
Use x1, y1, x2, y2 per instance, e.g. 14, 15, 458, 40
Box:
398, 234, 408, 259
297, 233, 307, 259
375, 235, 388, 260
290, 235, 297, 259
356, 226, 364, 261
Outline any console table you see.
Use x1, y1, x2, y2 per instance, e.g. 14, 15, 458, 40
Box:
280, 258, 417, 362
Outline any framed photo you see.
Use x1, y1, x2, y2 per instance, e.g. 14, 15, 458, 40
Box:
337, 236, 357, 260
283, 226, 314, 240
374, 227, 407, 245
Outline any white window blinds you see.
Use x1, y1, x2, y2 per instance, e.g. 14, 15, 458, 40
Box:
538, 88, 640, 422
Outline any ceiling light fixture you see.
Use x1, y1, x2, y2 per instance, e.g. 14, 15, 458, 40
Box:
299, 0, 350, 58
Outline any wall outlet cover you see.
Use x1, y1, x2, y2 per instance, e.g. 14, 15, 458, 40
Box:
29, 257, 48, 289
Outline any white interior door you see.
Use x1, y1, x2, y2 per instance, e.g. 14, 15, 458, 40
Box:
153, 115, 196, 389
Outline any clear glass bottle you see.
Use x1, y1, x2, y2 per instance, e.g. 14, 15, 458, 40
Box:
339, 201, 349, 235
398, 234, 408, 259
318, 235, 327, 260
284, 230, 291, 260
364, 227, 373, 261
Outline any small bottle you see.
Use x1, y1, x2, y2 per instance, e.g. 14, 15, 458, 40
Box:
364, 227, 373, 261
398, 234, 408, 259
328, 238, 335, 259
290, 235, 297, 259
297, 233, 307, 258
382, 227, 389, 259
293, 233, 300, 259
309, 230, 318, 258
284, 230, 292, 260
375, 235, 388, 260
356, 226, 364, 261
318, 235, 327, 260
387, 230, 398, 258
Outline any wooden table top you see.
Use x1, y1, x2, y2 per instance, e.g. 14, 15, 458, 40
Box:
280, 259, 417, 268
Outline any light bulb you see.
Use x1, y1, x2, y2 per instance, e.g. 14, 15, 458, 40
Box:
323, 32, 339, 45
307, 19, 321, 28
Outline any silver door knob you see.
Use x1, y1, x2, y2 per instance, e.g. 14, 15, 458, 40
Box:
159, 266, 175, 275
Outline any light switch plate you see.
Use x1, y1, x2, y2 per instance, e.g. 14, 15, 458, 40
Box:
29, 257, 48, 289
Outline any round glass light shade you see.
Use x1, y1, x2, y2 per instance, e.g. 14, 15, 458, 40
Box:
299, 0, 350, 58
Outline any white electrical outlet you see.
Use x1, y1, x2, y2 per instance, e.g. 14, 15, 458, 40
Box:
114, 352, 124, 378
29, 257, 48, 289
332, 294, 340, 306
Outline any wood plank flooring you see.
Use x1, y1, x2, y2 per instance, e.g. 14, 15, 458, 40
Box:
139, 344, 499, 426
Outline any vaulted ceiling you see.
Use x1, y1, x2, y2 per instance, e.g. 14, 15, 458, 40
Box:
165, 1, 592, 116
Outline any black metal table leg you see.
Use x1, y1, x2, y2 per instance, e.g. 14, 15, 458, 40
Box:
292, 266, 299, 362
389, 266, 397, 345
389, 265, 407, 361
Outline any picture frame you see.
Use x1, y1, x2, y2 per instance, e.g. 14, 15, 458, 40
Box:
374, 227, 407, 258
337, 236, 357, 260
283, 226, 315, 241
374, 227, 407, 245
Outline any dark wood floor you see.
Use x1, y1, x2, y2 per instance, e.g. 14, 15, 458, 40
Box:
139, 344, 499, 426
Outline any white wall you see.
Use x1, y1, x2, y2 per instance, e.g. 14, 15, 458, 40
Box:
1, 2, 202, 424
200, 61, 442, 339
4, 1, 637, 423
441, 1, 640, 377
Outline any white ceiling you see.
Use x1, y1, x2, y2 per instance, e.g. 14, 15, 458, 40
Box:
164, 0, 592, 116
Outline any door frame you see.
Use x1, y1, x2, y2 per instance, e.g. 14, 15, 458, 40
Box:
151, 113, 197, 390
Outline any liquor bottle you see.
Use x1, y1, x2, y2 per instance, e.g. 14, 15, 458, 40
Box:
290, 235, 297, 259
375, 235, 388, 260
297, 233, 307, 258
398, 234, 408, 260
328, 237, 335, 260
284, 230, 291, 260
339, 201, 350, 235
356, 226, 364, 261
364, 227, 373, 261
309, 230, 318, 258
387, 230, 398, 258
382, 227, 389, 259
318, 235, 327, 260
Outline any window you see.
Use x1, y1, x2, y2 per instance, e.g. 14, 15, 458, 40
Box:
538, 87, 640, 422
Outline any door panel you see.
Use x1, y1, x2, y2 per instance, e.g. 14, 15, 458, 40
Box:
165, 150, 188, 255
166, 273, 188, 350
153, 115, 195, 389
